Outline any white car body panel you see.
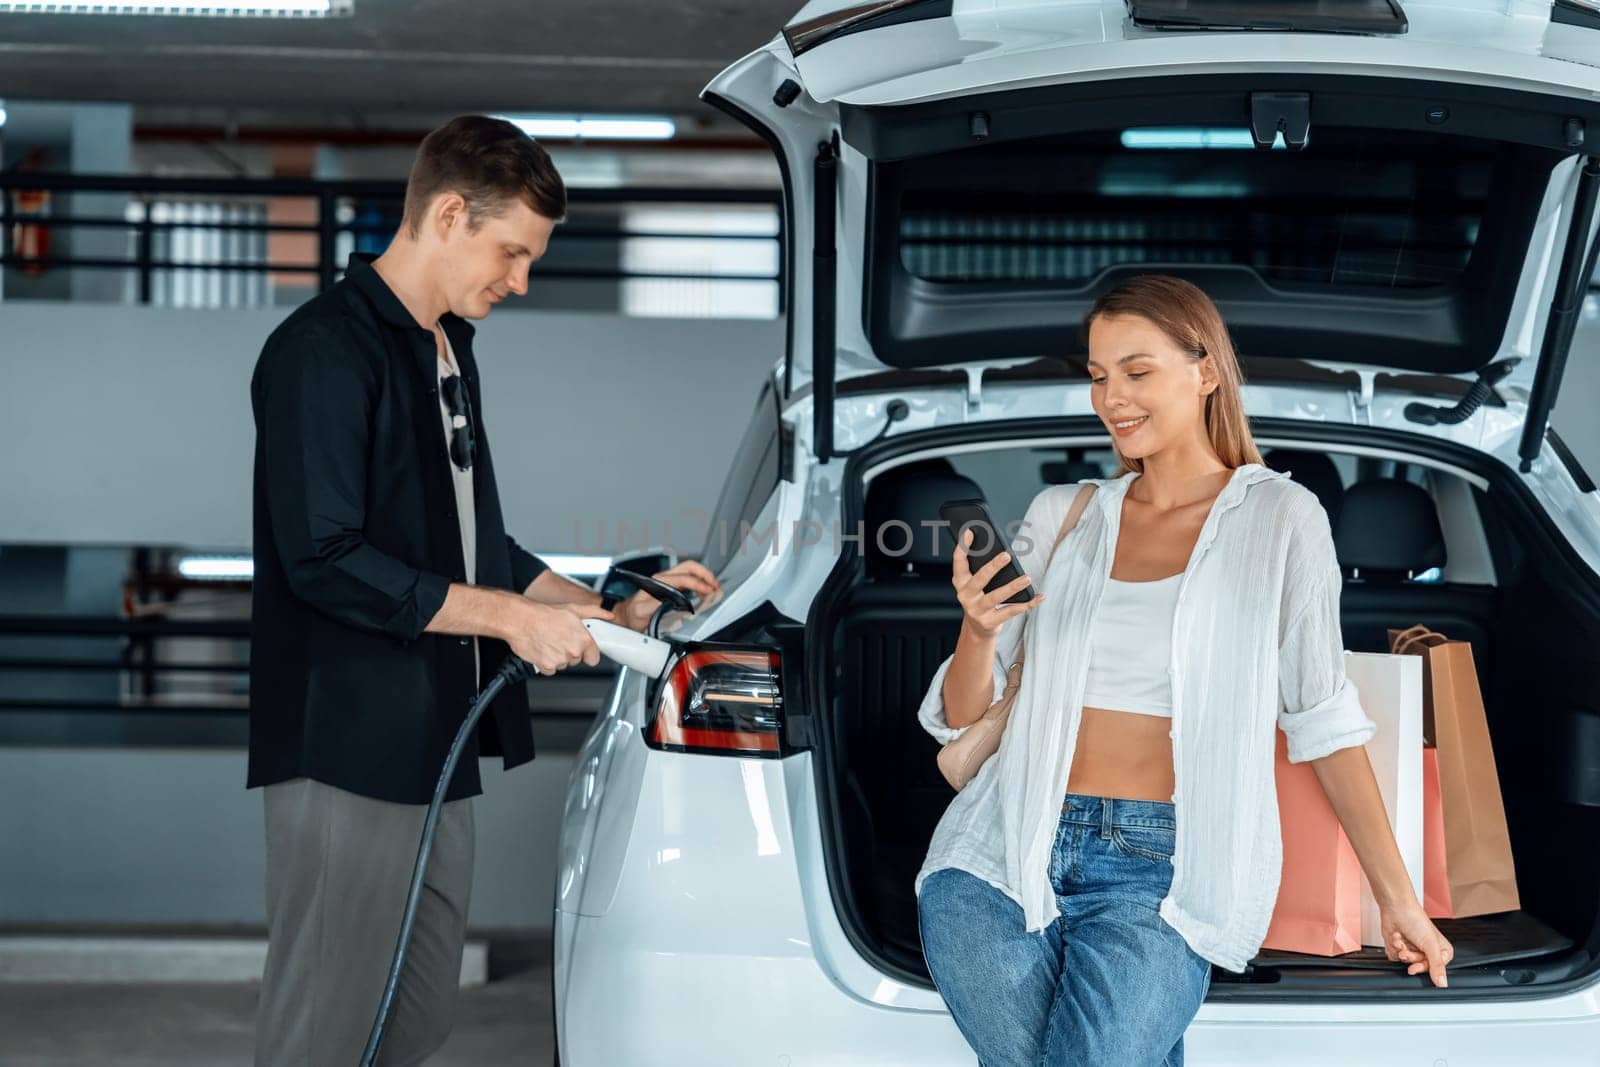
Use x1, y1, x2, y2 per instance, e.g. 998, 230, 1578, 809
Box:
788, 0, 1598, 107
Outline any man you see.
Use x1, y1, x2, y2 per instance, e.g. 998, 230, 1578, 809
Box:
247, 114, 719, 1065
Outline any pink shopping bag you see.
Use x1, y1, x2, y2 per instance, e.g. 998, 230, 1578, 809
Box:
1263, 730, 1363, 956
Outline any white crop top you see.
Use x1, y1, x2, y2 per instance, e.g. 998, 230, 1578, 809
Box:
1078, 573, 1181, 718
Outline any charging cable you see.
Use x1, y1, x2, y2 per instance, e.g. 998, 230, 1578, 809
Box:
361, 569, 691, 1065
360, 653, 538, 1067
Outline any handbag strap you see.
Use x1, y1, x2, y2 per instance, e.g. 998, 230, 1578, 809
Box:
1004, 483, 1098, 681
1046, 482, 1097, 568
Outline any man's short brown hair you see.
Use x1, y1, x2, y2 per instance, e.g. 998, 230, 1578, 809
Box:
401, 115, 567, 239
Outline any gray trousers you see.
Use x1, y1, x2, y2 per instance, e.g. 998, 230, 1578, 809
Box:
255, 777, 475, 1067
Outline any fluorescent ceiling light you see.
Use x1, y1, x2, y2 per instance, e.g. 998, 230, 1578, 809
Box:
539, 554, 612, 579
0, 1, 351, 16
0, 102, 7, 129
176, 555, 254, 580
1121, 127, 1264, 149
496, 114, 676, 142
174, 551, 605, 581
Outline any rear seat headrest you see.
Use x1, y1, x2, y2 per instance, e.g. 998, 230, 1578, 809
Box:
1263, 448, 1344, 527
863, 463, 984, 573
1333, 478, 1446, 577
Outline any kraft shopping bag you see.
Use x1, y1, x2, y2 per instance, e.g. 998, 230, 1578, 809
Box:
1389, 625, 1521, 917
1422, 743, 1454, 918
1263, 729, 1364, 956
1343, 651, 1425, 947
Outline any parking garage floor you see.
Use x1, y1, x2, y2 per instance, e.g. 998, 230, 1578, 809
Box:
0, 936, 554, 1064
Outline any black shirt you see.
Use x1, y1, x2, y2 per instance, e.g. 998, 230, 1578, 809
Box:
247, 251, 549, 804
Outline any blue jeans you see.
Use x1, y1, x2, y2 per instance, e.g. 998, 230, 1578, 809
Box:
918, 793, 1212, 1067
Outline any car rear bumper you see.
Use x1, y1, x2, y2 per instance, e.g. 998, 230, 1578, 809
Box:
555, 905, 969, 1064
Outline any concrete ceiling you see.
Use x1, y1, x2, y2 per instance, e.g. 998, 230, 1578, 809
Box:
0, 1, 798, 139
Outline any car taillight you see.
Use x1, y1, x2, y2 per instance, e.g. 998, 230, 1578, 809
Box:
647, 645, 782, 757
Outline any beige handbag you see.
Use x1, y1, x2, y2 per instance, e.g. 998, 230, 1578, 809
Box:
937, 483, 1097, 791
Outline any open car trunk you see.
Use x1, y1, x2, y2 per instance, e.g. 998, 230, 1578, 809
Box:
705, 0, 1600, 1000
807, 427, 1600, 998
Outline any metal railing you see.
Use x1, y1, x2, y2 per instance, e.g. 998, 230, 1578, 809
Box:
0, 172, 784, 313
0, 614, 249, 717
0, 612, 611, 722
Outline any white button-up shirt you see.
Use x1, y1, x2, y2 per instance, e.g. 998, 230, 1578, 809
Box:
915, 462, 1377, 972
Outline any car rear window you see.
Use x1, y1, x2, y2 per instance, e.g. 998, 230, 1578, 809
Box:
895, 127, 1495, 291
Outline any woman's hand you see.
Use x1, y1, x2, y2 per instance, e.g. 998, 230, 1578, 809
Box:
1306, 747, 1454, 989
1379, 899, 1454, 987
951, 528, 1045, 640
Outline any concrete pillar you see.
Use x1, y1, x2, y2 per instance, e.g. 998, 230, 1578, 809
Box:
68, 103, 133, 304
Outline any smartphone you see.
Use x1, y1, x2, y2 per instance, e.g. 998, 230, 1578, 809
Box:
938, 498, 1037, 605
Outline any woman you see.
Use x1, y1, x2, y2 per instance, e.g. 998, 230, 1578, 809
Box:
914, 275, 1454, 1067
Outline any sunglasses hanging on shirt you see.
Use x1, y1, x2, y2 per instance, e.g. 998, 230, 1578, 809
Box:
440, 373, 476, 471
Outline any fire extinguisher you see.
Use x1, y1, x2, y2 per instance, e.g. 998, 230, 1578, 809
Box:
9, 147, 52, 277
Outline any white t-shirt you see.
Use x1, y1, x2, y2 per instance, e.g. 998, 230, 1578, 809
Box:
915, 463, 1377, 972
437, 330, 479, 689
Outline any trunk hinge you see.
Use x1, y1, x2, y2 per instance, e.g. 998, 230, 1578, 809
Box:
1350, 368, 1377, 424
1519, 155, 1600, 474
965, 366, 985, 413
813, 132, 840, 463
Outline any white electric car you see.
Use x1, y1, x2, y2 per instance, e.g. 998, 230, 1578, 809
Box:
553, 2, 1600, 1062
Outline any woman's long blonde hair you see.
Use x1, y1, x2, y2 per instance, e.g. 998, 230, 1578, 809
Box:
1082, 274, 1263, 476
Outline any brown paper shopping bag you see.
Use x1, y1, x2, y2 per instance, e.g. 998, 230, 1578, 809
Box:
1389, 625, 1521, 917
1421, 744, 1454, 918
1263, 730, 1364, 955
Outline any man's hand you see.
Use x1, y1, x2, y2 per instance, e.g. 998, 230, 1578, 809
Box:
611, 560, 722, 632
505, 600, 615, 674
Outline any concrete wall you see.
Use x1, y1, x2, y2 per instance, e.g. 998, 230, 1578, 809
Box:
0, 302, 782, 553
0, 748, 576, 932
